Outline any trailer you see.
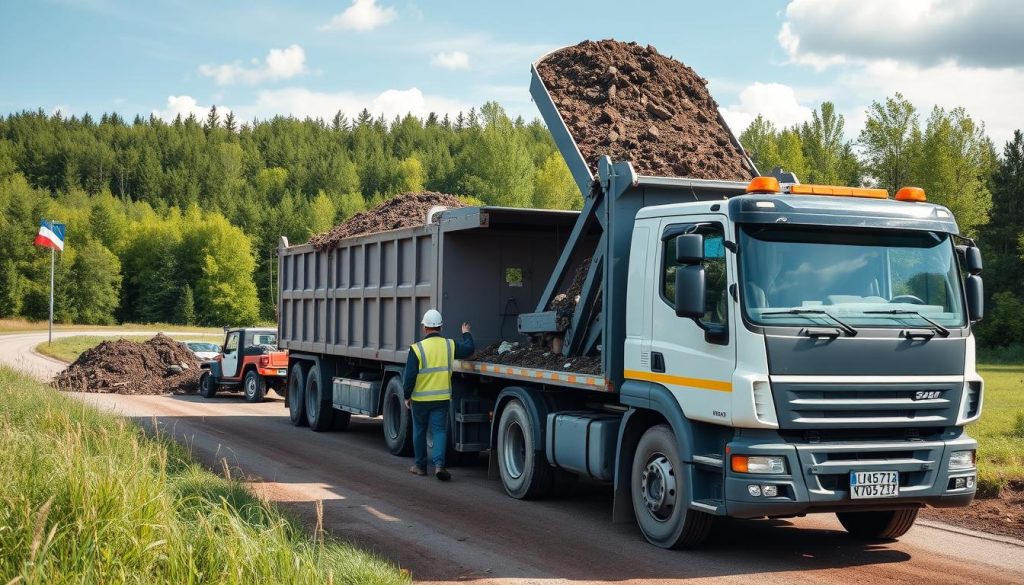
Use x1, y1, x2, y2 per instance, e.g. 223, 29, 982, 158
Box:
277, 50, 985, 549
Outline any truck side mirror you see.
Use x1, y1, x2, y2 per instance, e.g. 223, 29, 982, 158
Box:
965, 246, 982, 275
674, 265, 706, 320
675, 234, 704, 264
966, 274, 983, 322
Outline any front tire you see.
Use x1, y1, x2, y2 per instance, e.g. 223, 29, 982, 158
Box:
288, 362, 307, 427
836, 509, 919, 540
305, 364, 336, 432
381, 376, 412, 456
243, 370, 266, 403
198, 372, 217, 398
631, 424, 713, 549
496, 399, 553, 499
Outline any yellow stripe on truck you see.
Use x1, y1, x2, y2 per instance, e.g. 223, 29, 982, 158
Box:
624, 369, 732, 393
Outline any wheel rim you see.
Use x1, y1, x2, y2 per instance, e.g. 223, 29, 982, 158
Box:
640, 454, 677, 522
246, 376, 255, 397
384, 392, 401, 441
502, 420, 527, 480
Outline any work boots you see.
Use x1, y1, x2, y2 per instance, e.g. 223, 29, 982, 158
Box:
409, 465, 427, 476
434, 467, 451, 481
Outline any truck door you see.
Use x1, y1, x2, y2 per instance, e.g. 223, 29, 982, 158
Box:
649, 216, 735, 425
222, 331, 241, 379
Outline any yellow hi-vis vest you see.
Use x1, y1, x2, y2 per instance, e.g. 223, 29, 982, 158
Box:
410, 336, 455, 402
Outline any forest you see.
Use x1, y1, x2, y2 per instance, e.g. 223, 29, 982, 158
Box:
0, 96, 1021, 348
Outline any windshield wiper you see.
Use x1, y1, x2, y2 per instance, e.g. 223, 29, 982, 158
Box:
863, 309, 950, 337
760, 309, 858, 336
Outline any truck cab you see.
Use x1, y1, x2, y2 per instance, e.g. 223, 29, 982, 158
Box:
618, 178, 983, 544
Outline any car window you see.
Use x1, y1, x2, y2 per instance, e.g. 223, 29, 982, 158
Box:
253, 334, 277, 346
225, 333, 239, 352
662, 223, 728, 326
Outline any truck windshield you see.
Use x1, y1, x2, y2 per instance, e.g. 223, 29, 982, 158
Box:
739, 226, 966, 329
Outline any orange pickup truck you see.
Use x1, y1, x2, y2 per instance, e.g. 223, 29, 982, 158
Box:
198, 327, 288, 402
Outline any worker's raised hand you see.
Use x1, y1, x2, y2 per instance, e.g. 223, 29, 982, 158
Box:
461, 322, 471, 334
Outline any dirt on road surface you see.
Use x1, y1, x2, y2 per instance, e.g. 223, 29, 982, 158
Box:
4, 329, 1024, 584
53, 333, 201, 394
537, 39, 756, 180
309, 192, 465, 250
922, 485, 1024, 540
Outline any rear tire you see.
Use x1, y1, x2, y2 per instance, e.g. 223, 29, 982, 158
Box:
305, 364, 335, 432
288, 362, 307, 427
198, 372, 217, 398
836, 509, 919, 540
496, 399, 553, 499
243, 370, 265, 403
381, 376, 412, 456
631, 424, 713, 549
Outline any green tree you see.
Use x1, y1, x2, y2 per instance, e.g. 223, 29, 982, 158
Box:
800, 102, 847, 184
859, 93, 921, 194
309, 191, 337, 235
739, 115, 781, 174
397, 156, 425, 192
175, 284, 196, 325
533, 152, 581, 209
458, 102, 534, 207
776, 129, 808, 180
66, 240, 122, 324
184, 213, 261, 326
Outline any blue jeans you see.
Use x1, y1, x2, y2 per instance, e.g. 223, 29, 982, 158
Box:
412, 400, 448, 469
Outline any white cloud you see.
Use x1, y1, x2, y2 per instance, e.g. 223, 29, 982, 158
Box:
431, 51, 470, 70
231, 86, 470, 122
779, 0, 1024, 146
319, 0, 396, 32
719, 82, 813, 133
152, 95, 231, 121
199, 45, 307, 86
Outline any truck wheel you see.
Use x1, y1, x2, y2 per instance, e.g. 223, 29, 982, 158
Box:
497, 399, 553, 499
382, 376, 412, 456
631, 424, 713, 549
288, 363, 307, 427
305, 364, 335, 432
198, 372, 217, 398
836, 509, 919, 540
243, 370, 266, 403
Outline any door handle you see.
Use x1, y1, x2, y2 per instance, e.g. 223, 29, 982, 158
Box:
651, 352, 666, 373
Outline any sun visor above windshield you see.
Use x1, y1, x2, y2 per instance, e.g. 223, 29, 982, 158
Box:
728, 195, 959, 234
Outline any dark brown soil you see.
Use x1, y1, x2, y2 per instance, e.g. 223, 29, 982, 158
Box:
309, 192, 465, 250
537, 39, 756, 181
53, 334, 202, 395
469, 342, 602, 375
922, 484, 1024, 541
549, 258, 591, 330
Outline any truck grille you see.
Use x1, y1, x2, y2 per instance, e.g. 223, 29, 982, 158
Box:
771, 381, 963, 430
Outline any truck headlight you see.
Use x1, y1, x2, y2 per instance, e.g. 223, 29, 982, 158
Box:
949, 450, 976, 470
732, 455, 786, 474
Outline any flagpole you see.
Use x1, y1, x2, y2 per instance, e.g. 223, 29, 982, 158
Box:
49, 246, 55, 345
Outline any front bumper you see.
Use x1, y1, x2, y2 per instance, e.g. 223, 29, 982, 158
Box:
722, 430, 977, 518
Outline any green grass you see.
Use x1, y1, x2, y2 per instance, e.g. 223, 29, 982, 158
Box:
972, 363, 1024, 496
0, 318, 223, 335
35, 334, 222, 363
0, 366, 410, 585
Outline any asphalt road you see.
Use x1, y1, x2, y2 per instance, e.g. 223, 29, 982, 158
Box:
4, 329, 1024, 584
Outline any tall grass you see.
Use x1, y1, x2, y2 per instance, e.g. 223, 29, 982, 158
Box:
0, 367, 409, 585
972, 364, 1024, 496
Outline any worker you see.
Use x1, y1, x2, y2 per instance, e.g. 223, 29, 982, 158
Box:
403, 309, 474, 481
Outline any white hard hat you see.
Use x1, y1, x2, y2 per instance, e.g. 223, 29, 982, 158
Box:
421, 309, 443, 328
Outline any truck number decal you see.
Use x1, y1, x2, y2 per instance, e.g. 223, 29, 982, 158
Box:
713, 410, 727, 418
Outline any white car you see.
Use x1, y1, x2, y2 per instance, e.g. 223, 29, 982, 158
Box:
184, 341, 221, 362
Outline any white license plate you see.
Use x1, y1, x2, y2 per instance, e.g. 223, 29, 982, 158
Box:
278, 369, 287, 376
850, 470, 899, 499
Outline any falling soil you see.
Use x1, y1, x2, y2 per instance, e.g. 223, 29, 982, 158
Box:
53, 334, 202, 395
536, 39, 756, 181
469, 342, 602, 375
309, 192, 465, 250
922, 483, 1024, 541
549, 258, 592, 330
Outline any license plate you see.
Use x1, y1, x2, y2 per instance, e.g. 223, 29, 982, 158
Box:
850, 470, 899, 499
277, 369, 287, 376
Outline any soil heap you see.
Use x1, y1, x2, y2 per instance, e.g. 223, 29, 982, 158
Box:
536, 39, 756, 181
309, 192, 465, 250
470, 342, 602, 375
53, 334, 202, 395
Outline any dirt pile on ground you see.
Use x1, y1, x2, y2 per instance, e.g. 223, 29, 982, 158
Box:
922, 483, 1024, 541
470, 342, 602, 375
309, 192, 466, 250
53, 334, 202, 395
537, 39, 756, 180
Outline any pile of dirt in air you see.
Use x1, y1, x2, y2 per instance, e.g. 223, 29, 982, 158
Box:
53, 334, 202, 395
309, 192, 466, 250
536, 39, 756, 181
469, 342, 602, 375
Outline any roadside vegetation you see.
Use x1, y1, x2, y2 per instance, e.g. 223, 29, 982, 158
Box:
0, 366, 409, 584
973, 363, 1024, 496
35, 333, 221, 363
0, 318, 223, 335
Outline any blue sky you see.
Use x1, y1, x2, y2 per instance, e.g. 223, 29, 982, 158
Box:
3, 0, 1022, 144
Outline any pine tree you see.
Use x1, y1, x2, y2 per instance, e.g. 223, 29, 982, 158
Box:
224, 111, 237, 133
175, 284, 196, 325
205, 105, 220, 131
